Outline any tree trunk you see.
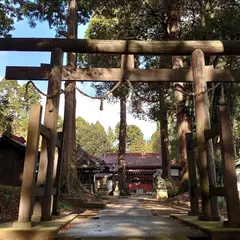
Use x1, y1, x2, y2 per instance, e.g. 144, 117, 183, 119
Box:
117, 55, 134, 195
159, 87, 171, 179
62, 0, 78, 192
118, 97, 127, 195
167, 3, 191, 189
174, 59, 192, 184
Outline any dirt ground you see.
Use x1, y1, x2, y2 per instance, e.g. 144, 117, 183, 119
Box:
0, 187, 227, 224
0, 186, 102, 223
140, 193, 227, 218
139, 198, 190, 217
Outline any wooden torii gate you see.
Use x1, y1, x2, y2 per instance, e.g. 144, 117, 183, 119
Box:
2, 38, 240, 228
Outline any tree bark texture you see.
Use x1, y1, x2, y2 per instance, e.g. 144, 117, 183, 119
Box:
6, 66, 240, 83
198, 1, 220, 219
167, 3, 191, 187
191, 49, 212, 220
118, 55, 134, 194
1, 38, 239, 55
159, 87, 171, 179
118, 97, 127, 194
62, 0, 78, 191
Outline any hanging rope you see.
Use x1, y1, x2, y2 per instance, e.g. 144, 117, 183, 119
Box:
75, 81, 122, 110
173, 82, 221, 97
25, 80, 64, 99
25, 78, 123, 111
75, 80, 122, 100
25, 62, 230, 110
24, 58, 148, 110
179, 68, 229, 97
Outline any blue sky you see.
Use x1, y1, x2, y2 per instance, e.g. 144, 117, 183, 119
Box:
0, 18, 89, 91
0, 19, 157, 141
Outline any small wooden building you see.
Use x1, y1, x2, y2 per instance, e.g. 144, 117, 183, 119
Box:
0, 135, 26, 186
77, 147, 108, 192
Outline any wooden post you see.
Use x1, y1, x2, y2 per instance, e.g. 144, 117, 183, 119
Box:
52, 132, 63, 216
13, 104, 42, 228
33, 49, 63, 221
206, 136, 221, 220
185, 133, 200, 216
32, 138, 47, 221
218, 105, 240, 227
41, 48, 63, 221
205, 76, 221, 221
191, 49, 212, 221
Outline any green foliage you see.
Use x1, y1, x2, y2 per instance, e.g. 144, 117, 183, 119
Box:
144, 140, 154, 152
115, 122, 145, 152
57, 115, 63, 132
85, 14, 119, 40
83, 0, 240, 166
107, 126, 117, 151
76, 117, 110, 156
150, 127, 160, 152
165, 179, 178, 198
15, 0, 97, 37
129, 137, 146, 152
0, 0, 24, 37
0, 79, 41, 139
1, 186, 18, 200
58, 201, 73, 212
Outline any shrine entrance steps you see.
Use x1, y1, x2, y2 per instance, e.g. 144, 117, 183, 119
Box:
54, 197, 206, 240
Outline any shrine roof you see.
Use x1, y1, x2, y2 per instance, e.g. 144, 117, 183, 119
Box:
0, 135, 26, 151
77, 147, 107, 170
101, 152, 180, 169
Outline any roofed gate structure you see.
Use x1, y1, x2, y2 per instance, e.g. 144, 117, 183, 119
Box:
102, 152, 180, 193
1, 38, 240, 230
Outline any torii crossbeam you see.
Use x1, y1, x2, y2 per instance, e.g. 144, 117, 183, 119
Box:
0, 38, 240, 55
5, 65, 240, 82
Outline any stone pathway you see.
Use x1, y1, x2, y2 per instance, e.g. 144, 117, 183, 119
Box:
55, 197, 205, 239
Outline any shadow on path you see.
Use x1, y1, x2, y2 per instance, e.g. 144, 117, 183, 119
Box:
55, 197, 206, 239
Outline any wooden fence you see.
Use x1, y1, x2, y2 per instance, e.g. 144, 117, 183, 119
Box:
13, 104, 63, 228
186, 105, 240, 227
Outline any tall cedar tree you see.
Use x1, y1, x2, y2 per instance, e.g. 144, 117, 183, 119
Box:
166, 2, 191, 186
61, 0, 78, 191
159, 86, 171, 179
117, 55, 134, 195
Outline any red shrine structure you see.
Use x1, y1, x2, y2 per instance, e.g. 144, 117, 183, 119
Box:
102, 152, 181, 193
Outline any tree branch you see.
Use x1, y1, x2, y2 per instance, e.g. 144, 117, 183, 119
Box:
58, 30, 68, 38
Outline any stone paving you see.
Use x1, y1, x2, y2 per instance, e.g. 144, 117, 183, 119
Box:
55, 197, 205, 239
